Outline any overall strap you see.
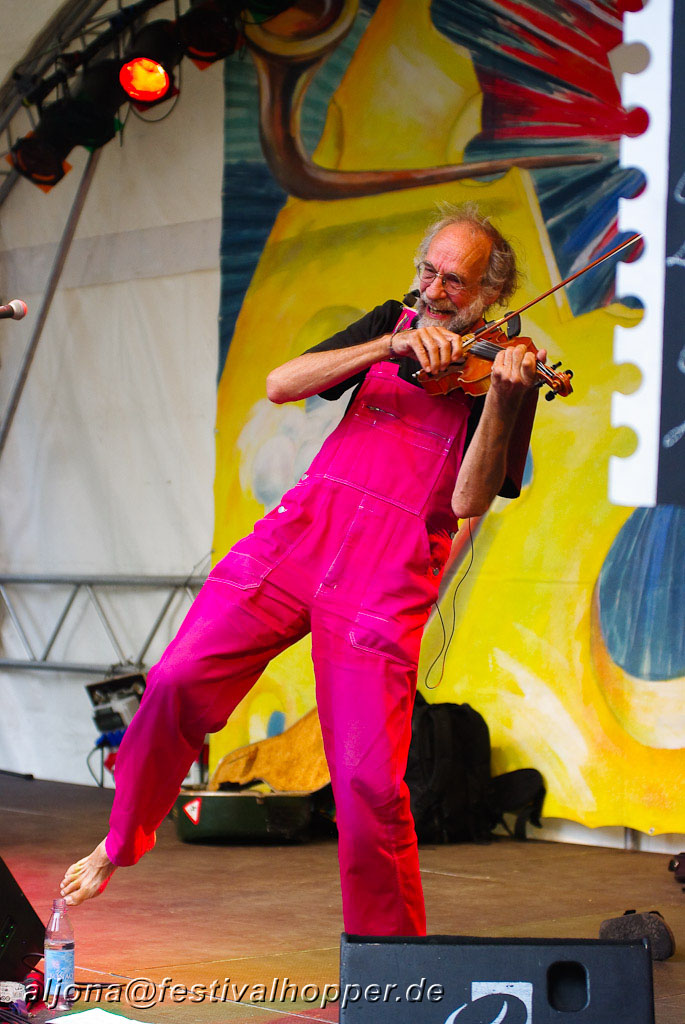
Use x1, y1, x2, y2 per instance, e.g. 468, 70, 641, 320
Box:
392, 305, 419, 334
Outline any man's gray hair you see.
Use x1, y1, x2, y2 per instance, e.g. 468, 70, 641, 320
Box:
415, 202, 520, 306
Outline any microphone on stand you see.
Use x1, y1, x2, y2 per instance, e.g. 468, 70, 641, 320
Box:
0, 300, 27, 320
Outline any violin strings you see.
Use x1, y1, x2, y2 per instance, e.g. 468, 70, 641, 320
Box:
423, 518, 475, 691
470, 341, 502, 360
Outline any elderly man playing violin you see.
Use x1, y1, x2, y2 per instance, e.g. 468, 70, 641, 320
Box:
61, 203, 544, 938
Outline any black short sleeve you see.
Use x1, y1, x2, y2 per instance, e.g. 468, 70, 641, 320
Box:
304, 300, 403, 401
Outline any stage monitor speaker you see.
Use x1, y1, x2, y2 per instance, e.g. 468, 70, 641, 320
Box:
0, 856, 44, 982
340, 933, 654, 1023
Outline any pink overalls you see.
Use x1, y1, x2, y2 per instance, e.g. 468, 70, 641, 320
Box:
105, 350, 473, 936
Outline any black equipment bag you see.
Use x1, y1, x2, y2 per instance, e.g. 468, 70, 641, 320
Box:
490, 766, 546, 840
405, 692, 545, 843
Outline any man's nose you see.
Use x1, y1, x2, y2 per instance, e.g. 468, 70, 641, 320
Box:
424, 273, 447, 299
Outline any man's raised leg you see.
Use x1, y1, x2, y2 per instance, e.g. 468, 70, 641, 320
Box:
61, 569, 310, 904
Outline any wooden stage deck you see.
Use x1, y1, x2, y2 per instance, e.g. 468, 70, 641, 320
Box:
2, 776, 683, 1022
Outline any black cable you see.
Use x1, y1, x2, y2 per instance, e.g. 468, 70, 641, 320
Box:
424, 518, 475, 690
130, 59, 182, 123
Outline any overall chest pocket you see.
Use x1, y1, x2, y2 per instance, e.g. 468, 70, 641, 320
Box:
323, 402, 453, 515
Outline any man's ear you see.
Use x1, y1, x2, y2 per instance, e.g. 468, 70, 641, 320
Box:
483, 286, 503, 309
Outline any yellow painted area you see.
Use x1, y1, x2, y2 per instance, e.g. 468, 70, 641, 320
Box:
315, 0, 482, 171
210, 1, 683, 833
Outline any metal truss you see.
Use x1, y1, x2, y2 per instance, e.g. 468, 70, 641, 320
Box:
0, 0, 173, 209
0, 572, 205, 675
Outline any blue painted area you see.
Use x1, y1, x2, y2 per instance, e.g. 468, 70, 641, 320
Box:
267, 710, 286, 737
598, 507, 685, 680
219, 161, 287, 376
459, 142, 645, 312
223, 55, 266, 165
219, 56, 288, 377
535, 161, 645, 312
429, 1, 644, 317
431, 0, 584, 96
218, 8, 373, 379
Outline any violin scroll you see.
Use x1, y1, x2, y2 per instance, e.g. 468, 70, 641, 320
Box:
541, 361, 574, 401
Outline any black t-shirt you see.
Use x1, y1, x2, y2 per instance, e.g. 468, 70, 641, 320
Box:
305, 299, 537, 499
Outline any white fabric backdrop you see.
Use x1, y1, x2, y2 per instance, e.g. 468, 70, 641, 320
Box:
0, 58, 224, 784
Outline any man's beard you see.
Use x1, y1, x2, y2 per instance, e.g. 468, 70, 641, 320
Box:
414, 291, 488, 333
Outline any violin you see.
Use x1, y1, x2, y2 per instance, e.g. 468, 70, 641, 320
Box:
416, 325, 574, 402
413, 232, 644, 403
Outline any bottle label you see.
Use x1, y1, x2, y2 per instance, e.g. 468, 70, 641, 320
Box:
44, 948, 75, 1001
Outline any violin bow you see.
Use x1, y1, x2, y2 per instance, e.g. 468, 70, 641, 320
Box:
463, 232, 644, 348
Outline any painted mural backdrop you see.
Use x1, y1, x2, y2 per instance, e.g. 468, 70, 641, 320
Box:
212, 0, 684, 834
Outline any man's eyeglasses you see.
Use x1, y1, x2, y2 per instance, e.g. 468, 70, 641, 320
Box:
416, 261, 472, 299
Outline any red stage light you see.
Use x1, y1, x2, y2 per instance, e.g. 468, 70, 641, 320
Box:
119, 56, 170, 102
119, 20, 181, 106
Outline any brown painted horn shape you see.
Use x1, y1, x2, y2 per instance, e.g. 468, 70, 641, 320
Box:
243, 0, 601, 201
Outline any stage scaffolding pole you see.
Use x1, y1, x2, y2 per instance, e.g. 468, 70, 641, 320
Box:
0, 147, 102, 461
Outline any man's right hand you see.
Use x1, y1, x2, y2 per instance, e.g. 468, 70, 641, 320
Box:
390, 325, 464, 376
267, 325, 465, 405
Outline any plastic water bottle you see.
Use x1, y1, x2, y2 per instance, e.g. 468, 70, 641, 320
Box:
44, 897, 75, 1010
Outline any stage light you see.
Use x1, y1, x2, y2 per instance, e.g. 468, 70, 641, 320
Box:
10, 59, 126, 189
10, 109, 74, 188
119, 56, 169, 102
119, 20, 182, 105
176, 1, 241, 68
86, 674, 146, 733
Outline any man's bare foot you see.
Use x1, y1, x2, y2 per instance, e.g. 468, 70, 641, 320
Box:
60, 839, 116, 906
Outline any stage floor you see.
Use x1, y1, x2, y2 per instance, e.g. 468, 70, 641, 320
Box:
2, 775, 683, 1023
